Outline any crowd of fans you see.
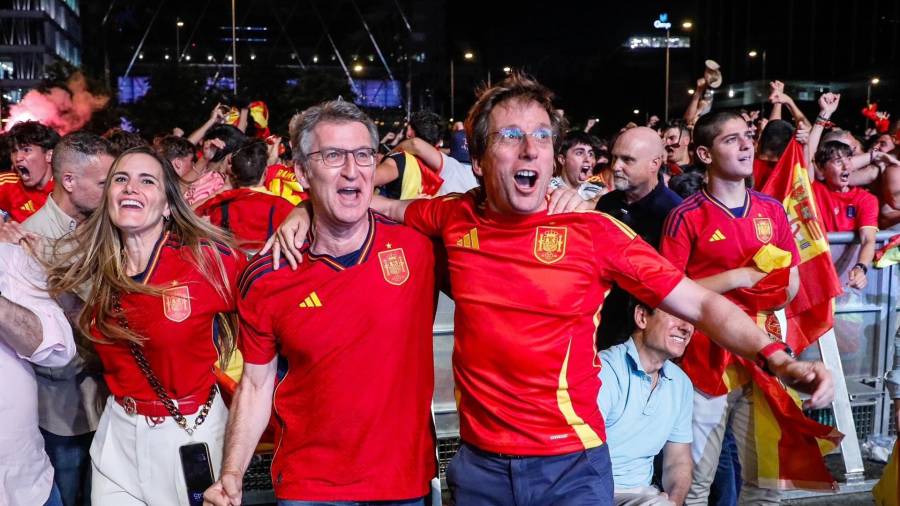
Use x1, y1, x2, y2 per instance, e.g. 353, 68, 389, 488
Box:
1, 65, 897, 506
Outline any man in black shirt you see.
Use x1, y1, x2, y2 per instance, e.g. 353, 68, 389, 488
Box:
596, 127, 683, 348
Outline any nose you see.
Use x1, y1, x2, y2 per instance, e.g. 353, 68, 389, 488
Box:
519, 134, 539, 159
340, 155, 360, 179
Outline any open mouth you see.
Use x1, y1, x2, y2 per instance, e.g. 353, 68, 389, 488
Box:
15, 166, 30, 180
337, 187, 362, 199
839, 172, 850, 183
579, 165, 592, 181
514, 170, 538, 189
120, 199, 144, 209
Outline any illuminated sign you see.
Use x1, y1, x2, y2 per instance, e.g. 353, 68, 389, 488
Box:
653, 13, 672, 30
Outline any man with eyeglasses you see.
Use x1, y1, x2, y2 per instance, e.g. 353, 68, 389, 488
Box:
267, 75, 834, 505
204, 100, 439, 506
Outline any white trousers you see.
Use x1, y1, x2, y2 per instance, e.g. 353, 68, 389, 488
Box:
684, 386, 781, 506
614, 485, 675, 506
90, 394, 227, 506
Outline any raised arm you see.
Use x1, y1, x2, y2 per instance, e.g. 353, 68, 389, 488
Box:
683, 77, 708, 127
188, 104, 226, 145
395, 138, 443, 171
807, 93, 840, 170
659, 278, 833, 408
203, 357, 277, 506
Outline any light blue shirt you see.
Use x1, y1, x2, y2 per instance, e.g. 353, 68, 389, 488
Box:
598, 337, 693, 489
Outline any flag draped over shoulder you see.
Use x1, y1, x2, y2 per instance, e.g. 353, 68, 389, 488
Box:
760, 138, 843, 353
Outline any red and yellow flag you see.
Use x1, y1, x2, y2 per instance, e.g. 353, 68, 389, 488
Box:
760, 138, 843, 353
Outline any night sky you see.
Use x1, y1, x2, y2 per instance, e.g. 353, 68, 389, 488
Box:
81, 0, 900, 138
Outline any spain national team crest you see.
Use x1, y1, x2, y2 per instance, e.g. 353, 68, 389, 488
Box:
162, 285, 191, 323
378, 248, 410, 286
534, 226, 568, 264
754, 217, 773, 243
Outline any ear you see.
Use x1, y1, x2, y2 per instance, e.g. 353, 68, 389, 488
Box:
163, 202, 171, 221
556, 153, 565, 167
44, 149, 53, 165
695, 145, 713, 165
61, 171, 77, 192
471, 158, 484, 177
633, 305, 649, 330
294, 162, 310, 188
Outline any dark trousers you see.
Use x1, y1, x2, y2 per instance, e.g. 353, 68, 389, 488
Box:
40, 429, 93, 506
447, 443, 614, 506
708, 428, 742, 506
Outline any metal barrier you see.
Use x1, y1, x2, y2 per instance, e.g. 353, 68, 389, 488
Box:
431, 230, 900, 483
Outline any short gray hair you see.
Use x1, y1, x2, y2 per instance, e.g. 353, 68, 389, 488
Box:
289, 100, 379, 165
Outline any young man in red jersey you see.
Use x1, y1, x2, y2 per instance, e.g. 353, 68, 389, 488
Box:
204, 101, 438, 506
660, 111, 824, 504
0, 121, 59, 222
269, 75, 834, 505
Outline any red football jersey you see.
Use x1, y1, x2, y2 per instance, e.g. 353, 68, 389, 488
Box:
404, 192, 684, 456
811, 181, 878, 233
239, 212, 437, 501
90, 232, 243, 402
660, 188, 799, 395
0, 172, 53, 222
195, 187, 294, 249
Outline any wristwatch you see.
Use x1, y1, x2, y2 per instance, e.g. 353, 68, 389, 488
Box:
755, 340, 794, 376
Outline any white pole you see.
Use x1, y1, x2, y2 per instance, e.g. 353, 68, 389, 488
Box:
231, 0, 237, 94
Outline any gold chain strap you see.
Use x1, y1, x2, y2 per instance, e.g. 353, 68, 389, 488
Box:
112, 292, 216, 435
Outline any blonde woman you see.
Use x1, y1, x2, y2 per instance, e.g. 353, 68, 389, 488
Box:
47, 146, 244, 505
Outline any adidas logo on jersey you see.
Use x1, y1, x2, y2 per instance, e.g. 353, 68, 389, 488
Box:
298, 291, 323, 308
709, 229, 726, 242
20, 200, 35, 212
456, 228, 479, 249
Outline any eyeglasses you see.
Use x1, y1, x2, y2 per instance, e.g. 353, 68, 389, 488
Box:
489, 127, 555, 147
306, 148, 377, 167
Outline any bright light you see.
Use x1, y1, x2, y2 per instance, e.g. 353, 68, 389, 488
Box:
176, 20, 184, 27
138, 52, 144, 60
312, 55, 318, 63
463, 51, 474, 60
226, 55, 232, 62
184, 54, 191, 61
164, 54, 170, 60
633, 109, 640, 115
250, 54, 256, 60
871, 77, 881, 85
748, 50, 758, 58
727, 88, 735, 98
353, 64, 363, 72
206, 54, 213, 61
687, 88, 695, 95
502, 66, 511, 73
682, 20, 693, 29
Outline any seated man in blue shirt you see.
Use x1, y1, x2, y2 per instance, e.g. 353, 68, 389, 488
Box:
599, 299, 694, 506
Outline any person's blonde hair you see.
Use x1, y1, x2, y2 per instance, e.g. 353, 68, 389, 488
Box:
46, 146, 238, 362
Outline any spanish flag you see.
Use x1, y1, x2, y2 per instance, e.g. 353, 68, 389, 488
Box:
760, 138, 843, 353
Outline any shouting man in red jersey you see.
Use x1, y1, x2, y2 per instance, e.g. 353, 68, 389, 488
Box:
204, 101, 439, 506
269, 74, 834, 506
1, 121, 59, 222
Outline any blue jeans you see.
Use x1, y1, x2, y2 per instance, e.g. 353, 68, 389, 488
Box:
40, 429, 93, 506
708, 428, 742, 506
44, 483, 63, 506
447, 443, 614, 505
278, 498, 425, 506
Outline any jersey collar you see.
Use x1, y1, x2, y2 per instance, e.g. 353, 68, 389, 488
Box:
306, 210, 376, 271
701, 187, 751, 219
